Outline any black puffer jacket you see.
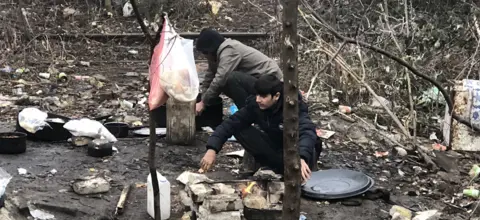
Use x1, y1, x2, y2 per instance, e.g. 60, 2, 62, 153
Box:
206, 92, 317, 163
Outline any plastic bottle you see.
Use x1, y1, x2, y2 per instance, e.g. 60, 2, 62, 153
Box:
147, 171, 171, 219
464, 189, 480, 198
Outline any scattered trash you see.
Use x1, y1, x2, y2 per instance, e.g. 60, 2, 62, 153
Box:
228, 136, 237, 142
202, 127, 214, 133
469, 165, 480, 179
135, 182, 147, 188
389, 205, 412, 220
89, 168, 96, 172
418, 86, 445, 105
38, 73, 50, 79
73, 176, 110, 195
18, 168, 27, 175
209, 0, 222, 15
229, 104, 238, 115
58, 72, 68, 82
316, 128, 335, 139
338, 105, 352, 114
429, 132, 439, 141
463, 189, 479, 198
73, 75, 90, 81
18, 108, 49, 134
127, 49, 138, 55
0, 168, 12, 199
49, 169, 57, 175
63, 7, 77, 18
299, 214, 307, 220
122, 2, 133, 17
412, 210, 441, 220
0, 66, 13, 73
120, 100, 134, 109
63, 118, 117, 142
432, 143, 446, 151
225, 150, 244, 157
71, 136, 92, 147
115, 184, 131, 216
394, 147, 408, 157
125, 72, 139, 77
374, 151, 389, 158
80, 61, 90, 67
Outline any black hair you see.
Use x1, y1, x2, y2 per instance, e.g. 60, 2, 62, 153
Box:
254, 74, 283, 97
195, 28, 225, 55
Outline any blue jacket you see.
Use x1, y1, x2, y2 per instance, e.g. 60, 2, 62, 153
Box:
206, 92, 317, 163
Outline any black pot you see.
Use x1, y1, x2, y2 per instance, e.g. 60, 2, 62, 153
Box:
0, 132, 27, 154
104, 122, 129, 138
16, 112, 72, 142
243, 206, 282, 220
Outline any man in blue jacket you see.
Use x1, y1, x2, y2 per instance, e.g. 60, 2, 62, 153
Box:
200, 74, 321, 182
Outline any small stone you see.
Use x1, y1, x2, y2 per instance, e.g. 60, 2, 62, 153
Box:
188, 184, 213, 203
395, 147, 408, 157
413, 210, 441, 220
243, 194, 267, 210
390, 205, 412, 220
268, 193, 282, 204
253, 169, 282, 180
176, 171, 212, 185
72, 177, 110, 195
268, 181, 284, 194
179, 190, 193, 209
382, 170, 392, 178
212, 183, 235, 194
203, 194, 243, 213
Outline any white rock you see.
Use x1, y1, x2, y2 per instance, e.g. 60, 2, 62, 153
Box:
211, 183, 235, 194
187, 184, 213, 203
202, 194, 243, 213
389, 205, 412, 220
72, 177, 110, 195
176, 171, 212, 185
395, 147, 408, 157
412, 210, 441, 220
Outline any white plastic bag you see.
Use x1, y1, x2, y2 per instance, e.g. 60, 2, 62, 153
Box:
0, 168, 12, 197
63, 118, 117, 142
122, 2, 133, 17
154, 17, 199, 102
18, 108, 49, 133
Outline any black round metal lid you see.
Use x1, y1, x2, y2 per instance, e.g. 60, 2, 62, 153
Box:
302, 169, 374, 200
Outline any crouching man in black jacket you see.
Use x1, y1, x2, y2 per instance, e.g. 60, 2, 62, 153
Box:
200, 74, 321, 182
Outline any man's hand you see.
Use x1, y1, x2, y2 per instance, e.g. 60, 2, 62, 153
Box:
300, 159, 311, 183
195, 101, 205, 116
199, 149, 216, 173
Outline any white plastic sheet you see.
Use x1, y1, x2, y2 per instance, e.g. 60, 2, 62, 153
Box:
63, 118, 117, 142
0, 167, 12, 198
18, 108, 49, 133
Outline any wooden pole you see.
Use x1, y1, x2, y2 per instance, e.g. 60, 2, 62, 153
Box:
281, 0, 301, 219
130, 0, 162, 219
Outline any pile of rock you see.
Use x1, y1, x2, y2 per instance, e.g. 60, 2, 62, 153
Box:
176, 171, 285, 220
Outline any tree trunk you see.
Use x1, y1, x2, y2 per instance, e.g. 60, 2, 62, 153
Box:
281, 0, 301, 219
166, 98, 196, 145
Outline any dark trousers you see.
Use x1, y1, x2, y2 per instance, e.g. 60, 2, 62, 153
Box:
222, 71, 258, 109
234, 126, 322, 174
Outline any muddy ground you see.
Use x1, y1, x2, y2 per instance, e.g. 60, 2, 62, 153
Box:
0, 0, 479, 219
0, 115, 476, 220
